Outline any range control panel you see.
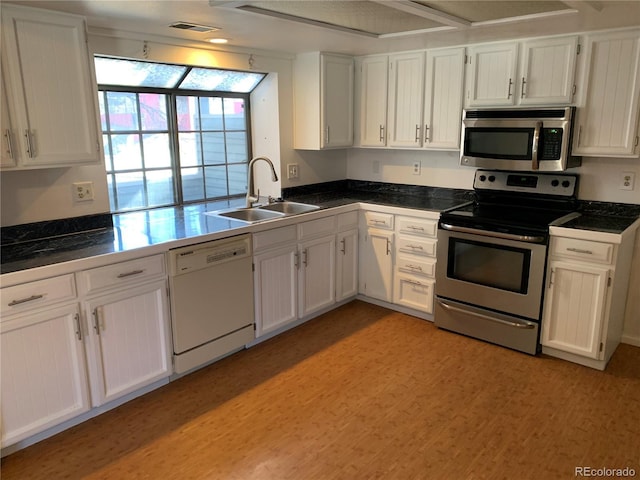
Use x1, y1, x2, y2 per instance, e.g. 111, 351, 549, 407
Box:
474, 170, 578, 197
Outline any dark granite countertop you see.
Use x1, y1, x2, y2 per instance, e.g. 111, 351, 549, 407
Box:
559, 200, 640, 235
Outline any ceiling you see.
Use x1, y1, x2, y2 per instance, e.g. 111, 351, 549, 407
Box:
4, 0, 640, 56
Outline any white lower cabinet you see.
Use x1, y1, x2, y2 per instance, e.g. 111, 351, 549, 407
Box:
359, 227, 394, 302
299, 235, 336, 317
336, 229, 359, 301
0, 303, 90, 447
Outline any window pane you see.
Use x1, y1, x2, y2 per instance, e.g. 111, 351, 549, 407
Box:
115, 172, 145, 210
140, 93, 168, 130
176, 96, 199, 131
199, 97, 223, 130
102, 134, 112, 171
179, 67, 265, 93
178, 133, 202, 167
95, 57, 187, 88
143, 134, 171, 168
228, 164, 248, 196
111, 134, 142, 171
225, 132, 247, 163
202, 132, 225, 165
107, 175, 116, 211
182, 167, 205, 202
205, 166, 228, 198
223, 98, 246, 129
146, 170, 175, 207
106, 92, 138, 131
98, 92, 107, 130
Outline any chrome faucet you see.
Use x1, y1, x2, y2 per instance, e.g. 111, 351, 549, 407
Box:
246, 156, 279, 207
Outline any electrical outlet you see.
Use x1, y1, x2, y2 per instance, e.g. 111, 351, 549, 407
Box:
287, 164, 299, 179
73, 181, 94, 202
620, 172, 635, 191
412, 161, 421, 175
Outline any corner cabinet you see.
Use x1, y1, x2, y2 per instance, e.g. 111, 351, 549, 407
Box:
572, 29, 640, 157
542, 224, 639, 370
0, 4, 101, 169
294, 52, 354, 149
359, 211, 394, 302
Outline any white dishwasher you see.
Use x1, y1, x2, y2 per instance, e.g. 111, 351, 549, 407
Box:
168, 234, 254, 374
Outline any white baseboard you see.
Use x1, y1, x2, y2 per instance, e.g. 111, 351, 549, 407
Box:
621, 333, 640, 347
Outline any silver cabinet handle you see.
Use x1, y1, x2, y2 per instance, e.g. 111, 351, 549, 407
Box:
325, 125, 330, 145
437, 298, 536, 330
8, 294, 44, 306
424, 125, 430, 142
567, 247, 593, 255
117, 269, 144, 278
92, 308, 100, 335
405, 279, 424, 286
379, 125, 385, 143
405, 264, 423, 272
521, 76, 526, 98
577, 125, 583, 146
386, 239, 391, 256
507, 78, 513, 99
415, 124, 420, 142
340, 238, 346, 254
370, 219, 387, 226
4, 129, 14, 159
531, 121, 542, 171
294, 251, 299, 269
303, 248, 308, 267
407, 225, 424, 232
74, 313, 83, 341
24, 129, 35, 158
405, 244, 424, 250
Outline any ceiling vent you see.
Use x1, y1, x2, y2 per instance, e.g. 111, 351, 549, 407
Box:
169, 21, 220, 33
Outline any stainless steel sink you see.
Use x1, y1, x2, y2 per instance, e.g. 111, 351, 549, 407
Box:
259, 201, 320, 215
210, 208, 285, 223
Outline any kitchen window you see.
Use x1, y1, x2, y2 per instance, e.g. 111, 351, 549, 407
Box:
95, 56, 266, 212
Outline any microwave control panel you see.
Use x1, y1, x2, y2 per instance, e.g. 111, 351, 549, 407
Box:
539, 128, 563, 160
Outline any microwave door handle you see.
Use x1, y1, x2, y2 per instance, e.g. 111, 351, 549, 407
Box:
531, 121, 542, 170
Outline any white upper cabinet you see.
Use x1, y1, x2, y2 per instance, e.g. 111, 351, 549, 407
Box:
1, 66, 18, 168
465, 36, 578, 107
387, 52, 425, 147
357, 55, 389, 147
519, 36, 578, 105
294, 52, 354, 149
572, 29, 640, 157
466, 42, 519, 106
423, 47, 466, 150
0, 5, 101, 169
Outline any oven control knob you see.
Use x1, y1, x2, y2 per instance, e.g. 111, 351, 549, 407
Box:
479, 175, 487, 182
562, 180, 571, 188
551, 179, 560, 187
488, 175, 496, 182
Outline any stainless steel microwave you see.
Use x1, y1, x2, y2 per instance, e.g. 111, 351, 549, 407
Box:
460, 107, 581, 171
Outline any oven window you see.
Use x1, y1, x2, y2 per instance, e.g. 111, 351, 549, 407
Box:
465, 128, 533, 160
447, 238, 531, 293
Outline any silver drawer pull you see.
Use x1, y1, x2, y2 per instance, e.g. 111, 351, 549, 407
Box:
406, 264, 423, 271
117, 269, 145, 278
566, 247, 593, 255
8, 294, 44, 306
407, 226, 425, 231
406, 279, 424, 286
370, 219, 387, 225
406, 244, 424, 250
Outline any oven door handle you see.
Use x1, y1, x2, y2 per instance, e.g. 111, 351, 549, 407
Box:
439, 223, 546, 244
437, 298, 536, 330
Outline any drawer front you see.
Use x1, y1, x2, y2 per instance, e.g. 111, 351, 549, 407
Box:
1, 274, 76, 316
393, 274, 434, 314
551, 237, 614, 264
337, 211, 359, 231
298, 215, 336, 240
396, 216, 438, 238
78, 254, 166, 295
396, 235, 437, 257
396, 255, 436, 278
364, 211, 394, 230
253, 225, 297, 252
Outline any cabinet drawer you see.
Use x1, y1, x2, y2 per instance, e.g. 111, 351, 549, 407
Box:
337, 211, 358, 231
551, 237, 614, 264
396, 216, 438, 238
253, 225, 297, 252
364, 211, 394, 230
396, 235, 437, 257
393, 274, 434, 314
298, 216, 336, 240
1, 274, 76, 316
78, 254, 165, 295
396, 255, 436, 278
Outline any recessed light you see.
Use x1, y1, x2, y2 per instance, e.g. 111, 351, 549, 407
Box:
206, 38, 229, 44
169, 22, 220, 33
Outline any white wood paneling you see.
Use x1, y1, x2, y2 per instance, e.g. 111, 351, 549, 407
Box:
299, 235, 335, 317
358, 55, 388, 147
466, 42, 518, 106
336, 229, 358, 302
387, 52, 425, 147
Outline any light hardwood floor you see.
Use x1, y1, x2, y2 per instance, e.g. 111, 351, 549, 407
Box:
2, 300, 639, 479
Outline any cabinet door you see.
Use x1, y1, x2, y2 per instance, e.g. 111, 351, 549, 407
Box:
336, 229, 358, 302
387, 52, 425, 147
573, 30, 640, 157
1, 6, 101, 167
254, 244, 298, 337
542, 260, 610, 359
322, 54, 354, 148
393, 273, 435, 314
299, 235, 336, 317
1, 66, 18, 168
423, 47, 465, 149
466, 43, 518, 106
359, 229, 394, 302
358, 55, 388, 147
519, 36, 578, 105
84, 281, 171, 406
1, 304, 90, 447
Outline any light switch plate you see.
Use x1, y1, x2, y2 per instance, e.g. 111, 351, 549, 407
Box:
287, 164, 299, 179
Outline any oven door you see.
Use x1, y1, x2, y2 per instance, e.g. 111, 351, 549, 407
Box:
436, 225, 547, 320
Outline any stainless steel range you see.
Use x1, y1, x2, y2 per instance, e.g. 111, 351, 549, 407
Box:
435, 170, 578, 354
